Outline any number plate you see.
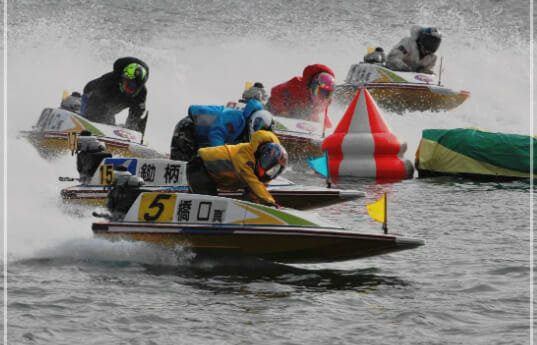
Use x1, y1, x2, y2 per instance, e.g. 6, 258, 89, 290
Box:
138, 193, 177, 222
99, 164, 115, 185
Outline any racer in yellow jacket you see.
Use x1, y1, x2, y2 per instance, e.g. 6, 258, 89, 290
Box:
186, 130, 288, 206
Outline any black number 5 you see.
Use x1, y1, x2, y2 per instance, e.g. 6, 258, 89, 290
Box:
144, 194, 171, 221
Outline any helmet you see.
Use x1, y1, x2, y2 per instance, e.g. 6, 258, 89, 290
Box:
119, 63, 148, 96
254, 142, 288, 182
242, 82, 268, 103
248, 110, 275, 139
417, 27, 442, 55
310, 72, 335, 100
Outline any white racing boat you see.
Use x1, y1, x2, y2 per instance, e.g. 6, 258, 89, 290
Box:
19, 106, 164, 159
92, 193, 424, 264
60, 138, 364, 210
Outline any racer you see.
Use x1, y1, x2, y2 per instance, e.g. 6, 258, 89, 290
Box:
266, 64, 335, 122
186, 130, 287, 207
80, 57, 149, 132
170, 99, 275, 161
386, 26, 442, 74
240, 82, 268, 104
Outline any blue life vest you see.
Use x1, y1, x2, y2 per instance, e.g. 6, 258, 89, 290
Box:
188, 99, 263, 147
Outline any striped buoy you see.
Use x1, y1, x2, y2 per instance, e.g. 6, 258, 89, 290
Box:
321, 88, 413, 179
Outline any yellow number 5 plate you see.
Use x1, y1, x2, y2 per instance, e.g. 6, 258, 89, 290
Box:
138, 193, 177, 222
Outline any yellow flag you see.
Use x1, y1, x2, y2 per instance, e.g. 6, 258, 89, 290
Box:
367, 47, 375, 54
62, 90, 69, 100
244, 81, 253, 91
367, 193, 386, 224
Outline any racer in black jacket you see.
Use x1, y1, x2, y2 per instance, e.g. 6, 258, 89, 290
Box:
81, 57, 149, 132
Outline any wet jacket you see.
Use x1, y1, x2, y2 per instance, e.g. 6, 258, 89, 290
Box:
188, 99, 263, 147
82, 57, 149, 131
386, 26, 437, 74
268, 64, 334, 122
197, 130, 280, 204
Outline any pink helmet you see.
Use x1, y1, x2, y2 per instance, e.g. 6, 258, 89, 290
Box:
310, 72, 335, 100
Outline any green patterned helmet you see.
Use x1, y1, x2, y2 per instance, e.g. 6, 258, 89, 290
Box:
119, 63, 148, 95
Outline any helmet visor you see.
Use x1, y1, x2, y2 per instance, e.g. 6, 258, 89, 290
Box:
317, 88, 333, 99
256, 162, 282, 182
265, 163, 283, 180
419, 35, 441, 54
123, 78, 139, 94
311, 73, 335, 99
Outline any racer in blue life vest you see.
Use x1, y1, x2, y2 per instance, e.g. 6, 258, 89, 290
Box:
170, 99, 275, 161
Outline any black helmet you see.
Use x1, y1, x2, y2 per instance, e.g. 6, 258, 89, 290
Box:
417, 27, 442, 54
254, 142, 288, 182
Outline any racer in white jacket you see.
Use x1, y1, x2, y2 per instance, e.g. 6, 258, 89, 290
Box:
386, 26, 442, 74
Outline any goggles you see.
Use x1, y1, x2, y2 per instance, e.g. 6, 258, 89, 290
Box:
122, 78, 139, 95
316, 87, 333, 99
257, 163, 283, 182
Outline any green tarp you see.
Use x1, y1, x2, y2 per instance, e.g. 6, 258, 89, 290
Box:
416, 128, 536, 178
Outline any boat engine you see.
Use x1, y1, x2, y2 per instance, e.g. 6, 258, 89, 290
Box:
76, 131, 112, 183
106, 167, 146, 220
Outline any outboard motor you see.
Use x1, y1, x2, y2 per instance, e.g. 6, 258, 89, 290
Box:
363, 47, 386, 65
170, 117, 196, 161
106, 166, 146, 220
76, 130, 112, 183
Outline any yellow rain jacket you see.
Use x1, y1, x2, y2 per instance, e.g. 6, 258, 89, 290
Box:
198, 130, 280, 204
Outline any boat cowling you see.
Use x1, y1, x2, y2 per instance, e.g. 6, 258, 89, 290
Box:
119, 192, 333, 227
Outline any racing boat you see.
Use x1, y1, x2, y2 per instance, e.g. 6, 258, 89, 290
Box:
334, 62, 470, 113
273, 116, 324, 160
92, 193, 424, 263
19, 106, 164, 159
60, 154, 364, 210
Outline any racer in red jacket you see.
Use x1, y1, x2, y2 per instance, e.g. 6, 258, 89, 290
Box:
267, 64, 335, 123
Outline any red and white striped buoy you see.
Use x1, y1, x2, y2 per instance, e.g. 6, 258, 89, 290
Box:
321, 88, 413, 179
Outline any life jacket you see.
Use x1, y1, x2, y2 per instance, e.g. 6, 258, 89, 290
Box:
188, 99, 263, 147
268, 64, 334, 122
198, 130, 280, 204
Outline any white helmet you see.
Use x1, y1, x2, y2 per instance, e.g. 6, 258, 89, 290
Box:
248, 110, 275, 139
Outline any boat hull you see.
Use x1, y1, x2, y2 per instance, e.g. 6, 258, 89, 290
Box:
21, 130, 163, 159
335, 83, 470, 113
92, 222, 424, 264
